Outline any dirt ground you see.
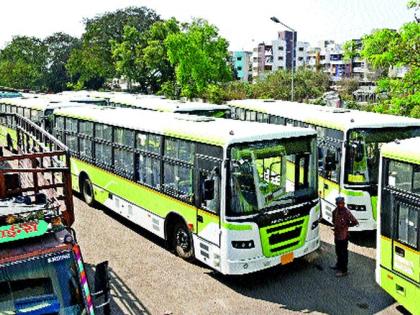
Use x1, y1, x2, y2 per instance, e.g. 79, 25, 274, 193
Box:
73, 196, 404, 315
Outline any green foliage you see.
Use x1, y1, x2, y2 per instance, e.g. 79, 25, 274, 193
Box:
342, 40, 359, 62
250, 69, 330, 102
0, 36, 48, 91
67, 6, 160, 89
222, 81, 254, 100
111, 18, 180, 93
337, 78, 359, 101
165, 19, 232, 99
360, 20, 419, 118
158, 80, 181, 99
44, 32, 80, 92
66, 44, 110, 90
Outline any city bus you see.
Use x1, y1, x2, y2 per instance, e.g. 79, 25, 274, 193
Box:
109, 94, 232, 118
376, 137, 420, 315
52, 105, 320, 275
228, 99, 420, 231
0, 96, 92, 133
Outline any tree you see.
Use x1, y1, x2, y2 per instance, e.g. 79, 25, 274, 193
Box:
165, 19, 232, 99
360, 17, 420, 117
342, 39, 360, 76
44, 32, 81, 92
111, 18, 180, 93
0, 36, 48, 91
251, 69, 330, 102
337, 78, 359, 101
67, 6, 160, 89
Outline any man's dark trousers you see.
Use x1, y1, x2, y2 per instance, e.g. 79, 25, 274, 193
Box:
335, 239, 348, 273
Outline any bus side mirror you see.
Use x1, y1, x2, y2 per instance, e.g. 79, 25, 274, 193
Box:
203, 179, 215, 201
93, 261, 111, 314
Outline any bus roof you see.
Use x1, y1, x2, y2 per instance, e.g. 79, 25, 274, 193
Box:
0, 97, 94, 111
381, 137, 420, 165
227, 99, 420, 132
111, 95, 230, 113
55, 106, 316, 146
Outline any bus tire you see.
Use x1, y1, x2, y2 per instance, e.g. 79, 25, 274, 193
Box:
81, 176, 95, 206
172, 222, 194, 261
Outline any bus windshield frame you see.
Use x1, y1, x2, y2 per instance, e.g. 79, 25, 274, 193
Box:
345, 127, 420, 187
227, 136, 318, 217
0, 249, 88, 315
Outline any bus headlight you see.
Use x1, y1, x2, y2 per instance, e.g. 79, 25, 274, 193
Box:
348, 204, 366, 211
232, 240, 255, 249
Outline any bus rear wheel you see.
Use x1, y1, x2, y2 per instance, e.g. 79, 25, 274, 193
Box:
81, 177, 95, 206
172, 222, 194, 260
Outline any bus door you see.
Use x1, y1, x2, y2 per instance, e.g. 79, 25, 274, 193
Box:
392, 199, 420, 284
195, 153, 222, 248
318, 140, 342, 216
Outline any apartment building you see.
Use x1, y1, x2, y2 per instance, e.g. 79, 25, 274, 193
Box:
231, 51, 252, 82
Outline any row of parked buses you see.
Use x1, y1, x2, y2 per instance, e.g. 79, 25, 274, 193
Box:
0, 94, 419, 313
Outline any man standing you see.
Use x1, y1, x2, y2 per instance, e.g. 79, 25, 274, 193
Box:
331, 196, 359, 277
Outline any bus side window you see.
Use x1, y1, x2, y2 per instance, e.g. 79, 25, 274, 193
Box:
162, 138, 195, 202
397, 204, 418, 249
413, 165, 420, 194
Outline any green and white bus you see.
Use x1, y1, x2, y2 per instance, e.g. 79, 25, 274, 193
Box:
377, 138, 420, 314
109, 95, 232, 118
0, 96, 92, 132
228, 99, 420, 231
51, 105, 320, 275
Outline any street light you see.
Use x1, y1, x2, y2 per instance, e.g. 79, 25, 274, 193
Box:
270, 16, 296, 102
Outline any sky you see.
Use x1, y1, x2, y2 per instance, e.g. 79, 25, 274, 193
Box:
0, 0, 414, 50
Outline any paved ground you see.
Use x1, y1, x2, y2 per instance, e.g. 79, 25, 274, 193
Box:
72, 196, 406, 315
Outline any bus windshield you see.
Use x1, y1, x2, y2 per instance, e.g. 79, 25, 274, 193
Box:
345, 127, 420, 186
0, 251, 87, 315
228, 137, 317, 216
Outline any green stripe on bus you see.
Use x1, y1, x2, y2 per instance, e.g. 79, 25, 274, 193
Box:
223, 223, 253, 231
164, 130, 224, 146
382, 149, 420, 165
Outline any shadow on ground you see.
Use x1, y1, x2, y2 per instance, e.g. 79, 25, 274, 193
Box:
85, 264, 150, 315
350, 230, 377, 249
208, 241, 394, 315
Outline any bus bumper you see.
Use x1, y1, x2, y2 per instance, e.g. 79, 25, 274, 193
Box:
222, 236, 320, 275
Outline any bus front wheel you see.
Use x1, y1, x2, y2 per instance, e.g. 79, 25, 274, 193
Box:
81, 177, 95, 206
172, 222, 194, 260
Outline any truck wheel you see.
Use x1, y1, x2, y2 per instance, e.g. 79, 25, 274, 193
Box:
172, 222, 194, 260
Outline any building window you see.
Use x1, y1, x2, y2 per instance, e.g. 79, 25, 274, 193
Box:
237, 57, 242, 61
237, 66, 242, 71
278, 56, 283, 61
299, 47, 304, 51
278, 46, 284, 51
298, 57, 304, 61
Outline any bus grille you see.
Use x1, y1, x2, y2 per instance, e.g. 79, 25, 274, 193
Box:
260, 216, 308, 257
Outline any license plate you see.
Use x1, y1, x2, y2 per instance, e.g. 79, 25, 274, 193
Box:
281, 252, 294, 265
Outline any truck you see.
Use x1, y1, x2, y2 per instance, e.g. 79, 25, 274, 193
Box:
0, 111, 110, 314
